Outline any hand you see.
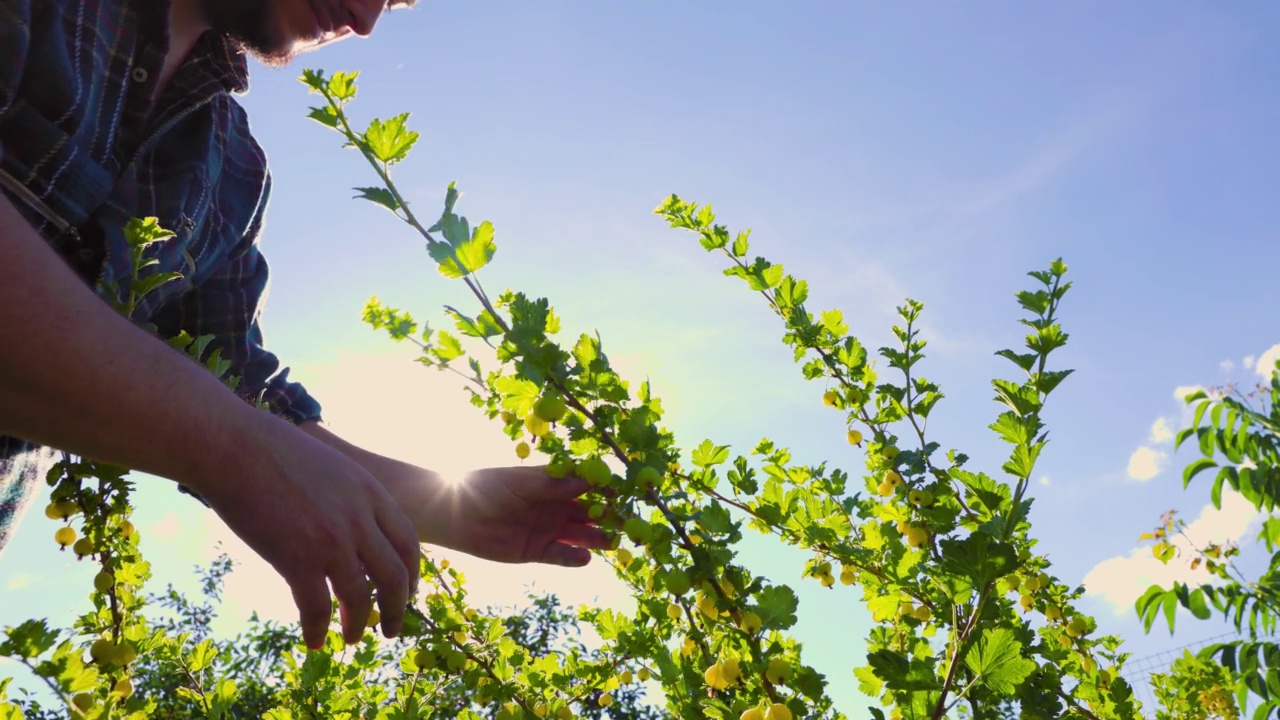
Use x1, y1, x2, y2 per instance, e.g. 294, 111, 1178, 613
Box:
187, 411, 420, 649
383, 463, 612, 567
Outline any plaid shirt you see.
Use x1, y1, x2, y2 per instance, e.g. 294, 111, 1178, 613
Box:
0, 0, 324, 549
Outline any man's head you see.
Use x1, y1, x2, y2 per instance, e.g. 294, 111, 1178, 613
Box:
198, 0, 416, 67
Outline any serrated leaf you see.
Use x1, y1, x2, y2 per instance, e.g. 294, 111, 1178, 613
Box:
692, 439, 731, 468
307, 105, 341, 128
432, 330, 465, 363
327, 70, 358, 102
428, 220, 497, 279
353, 186, 400, 212
494, 376, 540, 417
938, 533, 1018, 587
963, 627, 1036, 694
755, 585, 799, 630
854, 665, 884, 697
363, 113, 418, 165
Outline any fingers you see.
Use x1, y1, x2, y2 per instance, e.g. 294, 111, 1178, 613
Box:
329, 558, 374, 646
533, 470, 590, 500
364, 514, 416, 639
557, 522, 612, 550
290, 576, 334, 650
541, 540, 592, 567
374, 501, 422, 629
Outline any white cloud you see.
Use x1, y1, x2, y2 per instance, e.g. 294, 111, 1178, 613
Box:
1038, 476, 1051, 487
1148, 418, 1175, 446
1244, 355, 1256, 371
1219, 359, 1235, 374
1127, 447, 1167, 482
1173, 386, 1204, 402
1255, 344, 1280, 378
1084, 490, 1264, 615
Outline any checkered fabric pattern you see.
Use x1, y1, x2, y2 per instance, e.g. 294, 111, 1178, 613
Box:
0, 0, 324, 549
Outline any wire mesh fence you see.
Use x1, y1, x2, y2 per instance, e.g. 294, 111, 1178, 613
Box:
1121, 631, 1262, 717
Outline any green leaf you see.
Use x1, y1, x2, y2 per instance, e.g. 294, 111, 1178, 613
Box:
755, 585, 799, 630
938, 533, 1018, 588
0, 619, 59, 659
189, 639, 218, 673
1135, 585, 1166, 633
447, 306, 502, 340
991, 379, 1041, 416
731, 229, 751, 257
306, 105, 341, 128
494, 376, 541, 417
989, 411, 1032, 446
432, 330, 465, 363
363, 113, 418, 165
1186, 587, 1211, 620
866, 649, 941, 692
123, 216, 177, 247
1258, 517, 1280, 552
428, 220, 497, 279
868, 594, 900, 622
963, 627, 1036, 694
854, 665, 884, 698
353, 186, 400, 212
299, 68, 327, 92
1163, 589, 1179, 635
692, 440, 731, 468
327, 70, 359, 103
132, 271, 183, 300
995, 349, 1037, 373
1183, 457, 1218, 489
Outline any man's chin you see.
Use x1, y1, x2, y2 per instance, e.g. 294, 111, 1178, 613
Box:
235, 36, 334, 69
232, 37, 298, 68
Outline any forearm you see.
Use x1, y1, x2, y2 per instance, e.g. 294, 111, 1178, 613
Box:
0, 193, 261, 491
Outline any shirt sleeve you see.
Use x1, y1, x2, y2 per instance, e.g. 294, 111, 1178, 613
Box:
176, 171, 324, 426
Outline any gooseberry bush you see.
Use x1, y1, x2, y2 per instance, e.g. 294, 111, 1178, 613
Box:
0, 65, 1249, 719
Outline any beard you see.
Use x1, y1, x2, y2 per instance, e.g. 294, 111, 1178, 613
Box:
198, 0, 294, 68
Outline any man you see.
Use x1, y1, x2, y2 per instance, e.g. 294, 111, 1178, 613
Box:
0, 0, 608, 652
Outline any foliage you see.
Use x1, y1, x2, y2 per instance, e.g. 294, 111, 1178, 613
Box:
0, 64, 1245, 720
1149, 651, 1240, 720
1136, 369, 1280, 718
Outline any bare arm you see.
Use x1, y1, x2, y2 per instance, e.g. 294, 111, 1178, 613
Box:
0, 191, 249, 486
0, 193, 420, 647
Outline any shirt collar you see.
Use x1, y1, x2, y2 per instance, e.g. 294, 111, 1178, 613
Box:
202, 32, 252, 95
142, 0, 251, 95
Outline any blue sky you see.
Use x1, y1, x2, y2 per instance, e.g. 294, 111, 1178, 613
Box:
4, 2, 1280, 716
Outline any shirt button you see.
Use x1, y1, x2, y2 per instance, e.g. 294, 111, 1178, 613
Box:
131, 67, 150, 83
